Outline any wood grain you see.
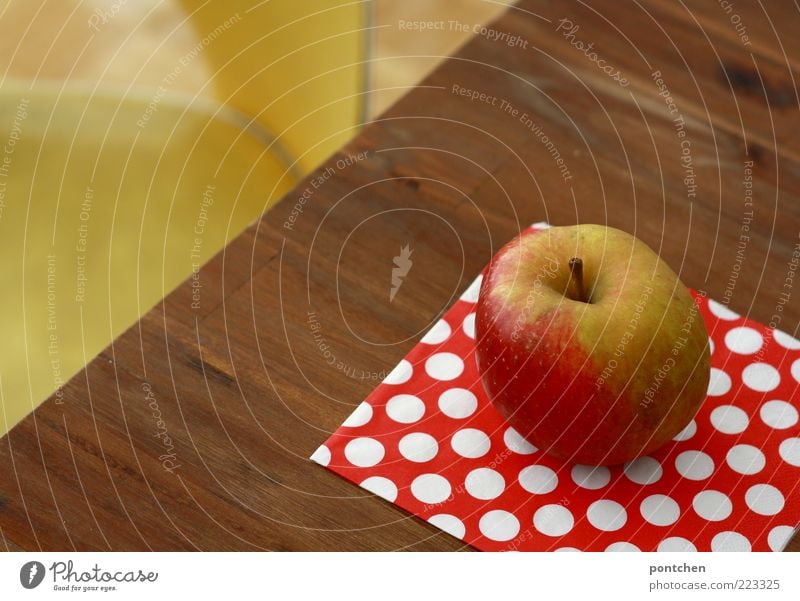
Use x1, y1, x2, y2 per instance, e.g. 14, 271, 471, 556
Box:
1, 0, 798, 552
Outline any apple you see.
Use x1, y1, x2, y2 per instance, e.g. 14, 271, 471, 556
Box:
475, 224, 710, 466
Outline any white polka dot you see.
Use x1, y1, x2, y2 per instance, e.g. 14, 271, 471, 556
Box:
725, 326, 763, 354
533, 504, 574, 537
658, 537, 697, 552
411, 474, 451, 504
571, 465, 611, 490
384, 359, 413, 385
344, 438, 385, 467
451, 428, 491, 458
479, 510, 519, 541
710, 405, 749, 434
519, 465, 558, 494
428, 514, 465, 539
768, 525, 795, 552
587, 500, 627, 532
672, 419, 697, 441
711, 531, 751, 552
310, 445, 331, 466
692, 490, 732, 522
779, 437, 800, 466
425, 353, 464, 381
554, 547, 581, 552
726, 444, 765, 475
742, 363, 781, 392
460, 275, 483, 303
745, 483, 785, 516
465, 468, 505, 500
624, 457, 663, 485
462, 313, 476, 339
342, 402, 373, 427
793, 359, 800, 384
438, 388, 477, 419
760, 400, 799, 429
709, 337, 715, 355
708, 368, 732, 396
386, 394, 425, 423
605, 542, 640, 552
503, 427, 537, 454
708, 299, 739, 320
675, 450, 715, 480
360, 476, 398, 502
773, 329, 800, 350
399, 432, 439, 463
640, 494, 680, 526
420, 319, 451, 344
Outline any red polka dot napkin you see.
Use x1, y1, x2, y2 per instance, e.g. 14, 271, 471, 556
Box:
312, 224, 800, 551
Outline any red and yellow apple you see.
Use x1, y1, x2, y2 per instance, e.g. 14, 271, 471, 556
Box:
475, 224, 710, 465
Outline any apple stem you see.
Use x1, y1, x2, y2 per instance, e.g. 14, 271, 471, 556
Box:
569, 257, 587, 303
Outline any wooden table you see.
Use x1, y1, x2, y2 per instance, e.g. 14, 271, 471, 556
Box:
1, 0, 798, 551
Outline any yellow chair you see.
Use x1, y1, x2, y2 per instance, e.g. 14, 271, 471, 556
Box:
0, 0, 368, 435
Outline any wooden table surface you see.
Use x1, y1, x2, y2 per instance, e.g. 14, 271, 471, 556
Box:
1, 0, 798, 551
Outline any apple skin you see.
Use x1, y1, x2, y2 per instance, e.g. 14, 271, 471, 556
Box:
475, 224, 710, 466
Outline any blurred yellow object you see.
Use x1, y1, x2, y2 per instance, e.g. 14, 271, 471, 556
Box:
0, 0, 367, 436
183, 0, 368, 172
0, 85, 295, 435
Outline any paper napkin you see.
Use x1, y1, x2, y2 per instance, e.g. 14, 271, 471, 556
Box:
312, 224, 800, 551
